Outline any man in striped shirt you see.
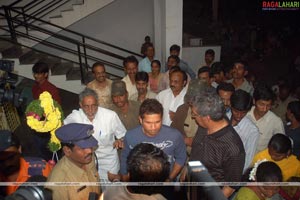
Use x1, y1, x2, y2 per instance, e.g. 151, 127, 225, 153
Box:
227, 90, 260, 172
189, 87, 245, 198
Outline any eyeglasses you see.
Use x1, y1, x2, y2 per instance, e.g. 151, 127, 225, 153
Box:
191, 111, 200, 118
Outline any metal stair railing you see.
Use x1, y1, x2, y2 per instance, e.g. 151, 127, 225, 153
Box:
0, 35, 119, 80
1, 0, 143, 83
8, 0, 74, 28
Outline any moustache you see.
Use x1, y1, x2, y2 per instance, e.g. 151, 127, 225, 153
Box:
84, 153, 92, 159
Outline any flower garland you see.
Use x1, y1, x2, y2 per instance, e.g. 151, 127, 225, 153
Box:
25, 91, 63, 152
249, 159, 268, 181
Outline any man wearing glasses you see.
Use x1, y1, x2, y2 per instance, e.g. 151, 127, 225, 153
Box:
189, 87, 245, 199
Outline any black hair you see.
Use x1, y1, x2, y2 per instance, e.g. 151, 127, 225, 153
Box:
123, 55, 138, 67
170, 68, 188, 83
91, 62, 105, 73
61, 142, 75, 150
287, 101, 300, 121
230, 90, 252, 111
211, 62, 225, 75
256, 161, 283, 182
135, 71, 149, 82
253, 84, 275, 102
242, 161, 283, 182
169, 66, 181, 73
198, 66, 210, 76
32, 62, 49, 74
170, 44, 180, 52
268, 134, 292, 154
217, 82, 235, 93
233, 60, 249, 71
151, 60, 161, 68
167, 55, 180, 64
127, 143, 170, 182
198, 66, 214, 78
127, 143, 170, 195
139, 99, 163, 119
205, 49, 215, 56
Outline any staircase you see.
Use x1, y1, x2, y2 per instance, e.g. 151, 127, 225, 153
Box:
16, 0, 115, 47
0, 38, 88, 94
0, 0, 142, 94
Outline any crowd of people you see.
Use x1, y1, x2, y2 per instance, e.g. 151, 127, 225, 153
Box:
1, 38, 300, 200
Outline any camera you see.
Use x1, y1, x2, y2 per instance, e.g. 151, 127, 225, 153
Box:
5, 186, 52, 200
0, 60, 26, 109
4, 176, 52, 200
188, 161, 228, 200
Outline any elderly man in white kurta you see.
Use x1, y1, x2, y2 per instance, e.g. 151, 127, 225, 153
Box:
156, 69, 187, 125
64, 88, 126, 182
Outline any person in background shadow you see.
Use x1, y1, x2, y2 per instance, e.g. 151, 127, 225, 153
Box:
140, 36, 153, 57
285, 101, 300, 159
0, 130, 51, 196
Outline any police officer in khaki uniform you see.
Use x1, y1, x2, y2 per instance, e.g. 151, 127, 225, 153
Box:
46, 123, 100, 200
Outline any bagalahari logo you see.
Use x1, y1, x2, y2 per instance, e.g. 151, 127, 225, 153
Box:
262, 1, 299, 10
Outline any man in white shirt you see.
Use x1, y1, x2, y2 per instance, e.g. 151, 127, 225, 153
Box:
64, 88, 126, 182
156, 69, 187, 125
246, 84, 285, 153
122, 56, 138, 97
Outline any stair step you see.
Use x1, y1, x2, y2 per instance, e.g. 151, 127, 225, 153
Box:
66, 67, 81, 80
19, 50, 46, 65
61, 8, 74, 12
49, 15, 62, 19
0, 40, 15, 52
72, 0, 84, 6
43, 56, 61, 64
85, 71, 94, 83
39, 56, 61, 71
66, 63, 90, 82
1, 46, 29, 59
51, 62, 73, 75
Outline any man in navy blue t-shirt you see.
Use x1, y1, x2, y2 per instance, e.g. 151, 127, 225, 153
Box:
120, 99, 186, 182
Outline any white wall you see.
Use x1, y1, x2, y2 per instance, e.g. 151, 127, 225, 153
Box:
68, 0, 154, 55
153, 0, 183, 65
153, 0, 165, 63
182, 46, 221, 74
31, 0, 154, 77
165, 0, 183, 59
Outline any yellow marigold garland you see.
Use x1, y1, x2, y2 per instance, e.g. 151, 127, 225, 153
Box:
26, 91, 62, 152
